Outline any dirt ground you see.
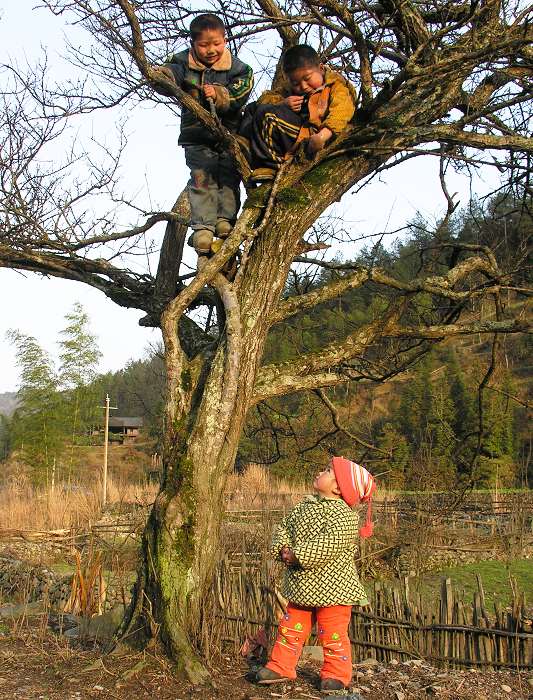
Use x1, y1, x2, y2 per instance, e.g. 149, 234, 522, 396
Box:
0, 619, 532, 700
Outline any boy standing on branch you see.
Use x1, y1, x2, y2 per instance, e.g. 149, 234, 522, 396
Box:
161, 14, 253, 266
255, 457, 375, 692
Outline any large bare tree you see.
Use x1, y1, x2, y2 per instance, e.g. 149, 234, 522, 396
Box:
1, 0, 531, 679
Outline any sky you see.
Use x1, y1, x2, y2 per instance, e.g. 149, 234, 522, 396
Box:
0, 2, 502, 394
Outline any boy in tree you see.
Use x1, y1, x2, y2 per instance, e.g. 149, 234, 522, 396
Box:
255, 457, 375, 692
243, 44, 356, 182
161, 14, 253, 266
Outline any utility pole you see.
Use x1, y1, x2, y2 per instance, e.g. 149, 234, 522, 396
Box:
100, 394, 117, 506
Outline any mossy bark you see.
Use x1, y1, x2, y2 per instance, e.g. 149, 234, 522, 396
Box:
114, 154, 387, 679
114, 64, 488, 673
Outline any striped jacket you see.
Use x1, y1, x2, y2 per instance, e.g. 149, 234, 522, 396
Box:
165, 48, 254, 146
258, 68, 356, 136
271, 494, 369, 607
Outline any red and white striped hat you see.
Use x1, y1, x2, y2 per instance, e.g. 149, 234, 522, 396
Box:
331, 456, 376, 537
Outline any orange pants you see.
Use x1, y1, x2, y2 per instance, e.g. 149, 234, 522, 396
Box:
266, 603, 353, 685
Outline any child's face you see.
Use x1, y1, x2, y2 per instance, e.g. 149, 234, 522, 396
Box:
192, 28, 226, 66
286, 64, 325, 95
313, 466, 340, 498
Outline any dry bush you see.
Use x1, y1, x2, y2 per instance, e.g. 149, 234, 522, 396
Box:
0, 476, 157, 531
225, 463, 306, 510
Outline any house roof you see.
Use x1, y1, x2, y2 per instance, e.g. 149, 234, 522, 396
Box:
108, 417, 144, 428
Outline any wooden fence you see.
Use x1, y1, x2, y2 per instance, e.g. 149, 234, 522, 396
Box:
210, 559, 533, 671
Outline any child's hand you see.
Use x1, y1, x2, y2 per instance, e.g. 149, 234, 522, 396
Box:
281, 546, 297, 565
203, 84, 217, 100
307, 128, 333, 153
284, 95, 305, 112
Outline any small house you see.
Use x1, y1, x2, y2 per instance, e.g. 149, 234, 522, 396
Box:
108, 416, 143, 444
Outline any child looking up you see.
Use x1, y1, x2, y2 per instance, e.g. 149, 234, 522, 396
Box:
244, 44, 356, 182
255, 457, 375, 692
161, 14, 254, 265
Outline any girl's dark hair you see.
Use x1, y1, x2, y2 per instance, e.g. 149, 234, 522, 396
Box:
189, 14, 225, 40
282, 45, 321, 73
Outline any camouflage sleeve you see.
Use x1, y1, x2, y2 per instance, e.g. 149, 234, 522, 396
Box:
213, 64, 254, 113
162, 58, 187, 88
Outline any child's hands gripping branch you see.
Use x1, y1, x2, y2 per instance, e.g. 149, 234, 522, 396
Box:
202, 84, 217, 100
281, 545, 298, 566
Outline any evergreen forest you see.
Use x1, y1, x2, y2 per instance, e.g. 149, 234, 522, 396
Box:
2, 195, 531, 490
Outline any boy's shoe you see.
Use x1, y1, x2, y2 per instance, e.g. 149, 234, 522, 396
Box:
255, 667, 289, 684
215, 219, 233, 237
249, 167, 277, 183
192, 229, 214, 255
319, 678, 347, 691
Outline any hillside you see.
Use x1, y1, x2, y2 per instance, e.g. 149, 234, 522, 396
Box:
0, 392, 18, 417
2, 192, 530, 488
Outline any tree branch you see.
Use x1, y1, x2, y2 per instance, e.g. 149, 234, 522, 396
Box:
384, 318, 531, 339
273, 254, 504, 324
253, 301, 405, 402
314, 388, 388, 454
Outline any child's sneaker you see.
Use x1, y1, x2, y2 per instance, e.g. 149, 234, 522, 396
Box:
191, 229, 214, 255
320, 678, 347, 691
255, 667, 289, 684
249, 167, 277, 183
215, 219, 233, 237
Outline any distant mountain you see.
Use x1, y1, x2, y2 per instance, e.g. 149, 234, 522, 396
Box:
0, 392, 18, 417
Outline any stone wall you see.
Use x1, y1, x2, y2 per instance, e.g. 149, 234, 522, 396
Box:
0, 557, 129, 610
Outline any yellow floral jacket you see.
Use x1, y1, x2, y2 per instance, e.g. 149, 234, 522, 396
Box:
271, 495, 369, 607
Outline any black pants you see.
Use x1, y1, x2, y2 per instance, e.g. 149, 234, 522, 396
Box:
241, 103, 303, 169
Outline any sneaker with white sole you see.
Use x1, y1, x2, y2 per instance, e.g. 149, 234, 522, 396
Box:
215, 219, 233, 237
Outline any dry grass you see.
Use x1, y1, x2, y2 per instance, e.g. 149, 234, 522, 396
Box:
225, 463, 306, 510
225, 463, 395, 509
0, 461, 391, 532
0, 476, 157, 531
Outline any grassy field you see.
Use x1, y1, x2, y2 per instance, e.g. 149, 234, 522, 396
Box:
415, 559, 533, 610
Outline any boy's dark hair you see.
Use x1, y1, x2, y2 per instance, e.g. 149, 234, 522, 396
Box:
189, 14, 225, 40
282, 45, 321, 73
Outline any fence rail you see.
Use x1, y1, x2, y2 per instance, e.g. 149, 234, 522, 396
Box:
210, 559, 533, 671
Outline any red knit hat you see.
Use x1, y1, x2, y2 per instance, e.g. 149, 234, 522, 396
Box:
331, 456, 376, 537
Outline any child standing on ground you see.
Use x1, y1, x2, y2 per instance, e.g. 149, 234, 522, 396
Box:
255, 457, 375, 692
161, 14, 254, 265
243, 45, 356, 182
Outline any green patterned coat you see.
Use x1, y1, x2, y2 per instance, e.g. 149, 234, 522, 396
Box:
271, 495, 369, 607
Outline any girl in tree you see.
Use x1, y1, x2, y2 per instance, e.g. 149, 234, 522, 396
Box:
255, 457, 375, 692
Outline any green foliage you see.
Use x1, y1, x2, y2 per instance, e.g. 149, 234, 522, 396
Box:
242, 192, 529, 489
0, 414, 12, 460
58, 302, 103, 444
7, 329, 66, 482
5, 304, 103, 483
95, 347, 165, 437
376, 423, 411, 488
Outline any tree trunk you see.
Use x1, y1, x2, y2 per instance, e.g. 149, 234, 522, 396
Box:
115, 153, 394, 677
113, 48, 530, 670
